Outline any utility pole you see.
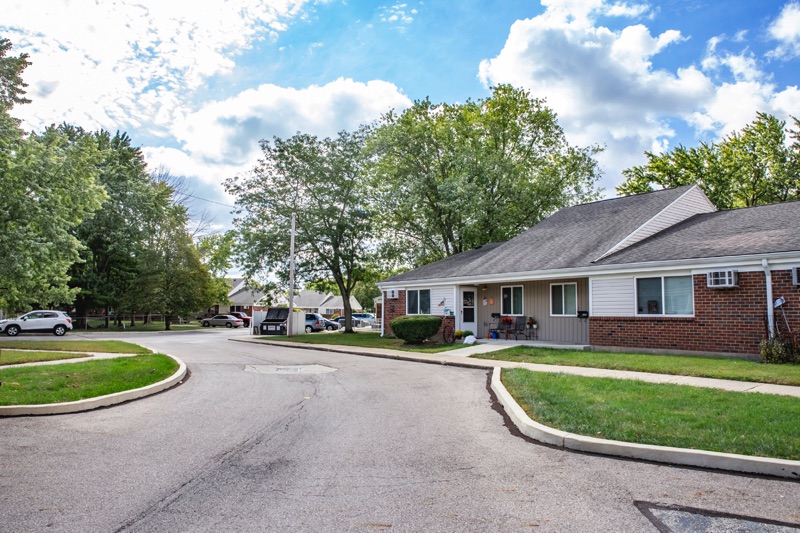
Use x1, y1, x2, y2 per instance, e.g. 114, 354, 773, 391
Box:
287, 213, 296, 337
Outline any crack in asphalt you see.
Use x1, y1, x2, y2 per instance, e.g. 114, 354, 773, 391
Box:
113, 394, 312, 532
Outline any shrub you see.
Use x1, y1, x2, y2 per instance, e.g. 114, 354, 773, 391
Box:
462, 330, 474, 338
760, 332, 799, 364
454, 330, 464, 339
391, 315, 442, 344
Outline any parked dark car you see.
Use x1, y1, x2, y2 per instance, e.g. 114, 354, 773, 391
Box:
321, 318, 339, 331
230, 312, 250, 327
305, 313, 325, 333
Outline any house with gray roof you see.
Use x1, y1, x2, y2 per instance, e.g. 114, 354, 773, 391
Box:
377, 185, 800, 356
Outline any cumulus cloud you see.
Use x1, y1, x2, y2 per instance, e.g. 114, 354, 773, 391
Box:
380, 3, 418, 30
175, 78, 411, 166
768, 1, 800, 59
2, 0, 312, 133
479, 0, 800, 186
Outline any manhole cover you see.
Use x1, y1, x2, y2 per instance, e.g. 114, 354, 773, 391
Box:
636, 502, 800, 532
245, 364, 337, 375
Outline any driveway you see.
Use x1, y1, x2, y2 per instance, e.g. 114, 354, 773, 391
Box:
0, 331, 798, 532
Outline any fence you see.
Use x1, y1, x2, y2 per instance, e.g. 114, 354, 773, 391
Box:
70, 314, 195, 330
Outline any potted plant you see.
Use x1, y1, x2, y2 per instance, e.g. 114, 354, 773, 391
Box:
526, 317, 537, 329
454, 329, 464, 340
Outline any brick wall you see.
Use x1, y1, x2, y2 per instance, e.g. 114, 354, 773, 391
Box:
589, 270, 800, 355
383, 290, 407, 337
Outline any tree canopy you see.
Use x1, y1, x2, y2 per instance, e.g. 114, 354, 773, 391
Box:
368, 84, 603, 267
618, 112, 800, 209
225, 129, 374, 332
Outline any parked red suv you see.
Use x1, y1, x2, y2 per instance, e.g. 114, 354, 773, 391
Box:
230, 312, 250, 327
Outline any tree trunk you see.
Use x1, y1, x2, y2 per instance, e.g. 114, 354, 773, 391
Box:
164, 316, 172, 331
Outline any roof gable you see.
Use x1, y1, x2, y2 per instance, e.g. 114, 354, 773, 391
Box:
593, 185, 715, 261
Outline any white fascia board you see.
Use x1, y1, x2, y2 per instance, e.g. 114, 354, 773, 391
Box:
377, 250, 800, 288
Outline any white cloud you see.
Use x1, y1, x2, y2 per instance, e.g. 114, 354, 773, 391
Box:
2, 0, 313, 133
380, 3, 417, 29
479, 0, 799, 188
175, 78, 411, 166
768, 1, 800, 59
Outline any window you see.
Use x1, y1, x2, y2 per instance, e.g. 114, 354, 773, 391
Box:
636, 276, 693, 315
407, 289, 431, 314
551, 283, 577, 316
501, 286, 523, 316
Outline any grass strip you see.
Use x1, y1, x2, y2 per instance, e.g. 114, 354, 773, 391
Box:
0, 354, 178, 406
261, 331, 466, 354
502, 369, 800, 461
0, 340, 151, 354
474, 346, 800, 386
0, 350, 91, 366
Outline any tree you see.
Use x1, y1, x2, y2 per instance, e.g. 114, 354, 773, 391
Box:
618, 113, 800, 209
197, 231, 236, 306
0, 39, 107, 312
66, 128, 165, 326
368, 84, 603, 266
225, 130, 374, 333
137, 182, 215, 330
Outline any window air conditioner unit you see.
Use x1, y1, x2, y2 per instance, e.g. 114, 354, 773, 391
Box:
386, 289, 398, 299
792, 267, 800, 286
707, 270, 738, 288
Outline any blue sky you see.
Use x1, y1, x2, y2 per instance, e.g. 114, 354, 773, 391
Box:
3, 0, 799, 230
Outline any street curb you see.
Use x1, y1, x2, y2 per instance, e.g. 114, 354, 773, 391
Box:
490, 367, 800, 480
0, 354, 187, 416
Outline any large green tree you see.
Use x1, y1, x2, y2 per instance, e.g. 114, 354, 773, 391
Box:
369, 84, 603, 266
0, 40, 106, 313
225, 130, 373, 332
618, 112, 800, 209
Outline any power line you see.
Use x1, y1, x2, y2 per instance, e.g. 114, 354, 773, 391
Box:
184, 193, 235, 208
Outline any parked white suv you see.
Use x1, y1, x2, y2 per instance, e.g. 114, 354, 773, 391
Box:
0, 310, 73, 336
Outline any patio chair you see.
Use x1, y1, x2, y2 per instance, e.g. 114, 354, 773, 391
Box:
511, 316, 530, 340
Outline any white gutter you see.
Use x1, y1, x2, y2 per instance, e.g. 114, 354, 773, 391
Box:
763, 259, 775, 338
380, 290, 385, 337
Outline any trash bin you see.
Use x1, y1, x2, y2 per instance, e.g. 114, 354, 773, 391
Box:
259, 308, 290, 335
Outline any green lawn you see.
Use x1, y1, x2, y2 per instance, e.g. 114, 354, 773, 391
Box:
0, 350, 92, 366
0, 340, 151, 354
261, 331, 466, 354
502, 369, 800, 460
0, 354, 179, 405
474, 346, 800, 386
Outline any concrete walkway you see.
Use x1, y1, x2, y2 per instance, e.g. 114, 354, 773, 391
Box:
1, 351, 143, 369
233, 338, 800, 398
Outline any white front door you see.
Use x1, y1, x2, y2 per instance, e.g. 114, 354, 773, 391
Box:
459, 288, 477, 334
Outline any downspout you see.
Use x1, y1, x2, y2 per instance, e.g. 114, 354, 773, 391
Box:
763, 259, 775, 338
380, 290, 385, 337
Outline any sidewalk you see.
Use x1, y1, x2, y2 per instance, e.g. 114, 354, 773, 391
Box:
233, 338, 800, 398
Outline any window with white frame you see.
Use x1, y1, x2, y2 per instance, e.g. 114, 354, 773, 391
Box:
407, 289, 431, 315
501, 285, 523, 315
551, 283, 577, 316
636, 275, 693, 315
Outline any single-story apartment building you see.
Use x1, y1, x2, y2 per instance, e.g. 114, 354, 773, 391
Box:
377, 185, 800, 356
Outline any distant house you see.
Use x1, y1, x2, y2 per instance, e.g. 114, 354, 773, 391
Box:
275, 290, 361, 317
377, 185, 800, 356
200, 278, 269, 317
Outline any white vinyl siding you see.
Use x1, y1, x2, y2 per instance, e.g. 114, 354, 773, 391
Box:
590, 277, 635, 317
596, 186, 716, 260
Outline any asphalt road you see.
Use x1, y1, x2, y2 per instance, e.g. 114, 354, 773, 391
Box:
1, 329, 798, 532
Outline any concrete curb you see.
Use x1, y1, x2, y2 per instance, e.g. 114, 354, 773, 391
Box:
490, 367, 800, 480
0, 354, 187, 416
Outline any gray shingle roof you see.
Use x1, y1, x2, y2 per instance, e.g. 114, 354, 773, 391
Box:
597, 200, 800, 264
384, 186, 694, 283
381, 187, 800, 284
